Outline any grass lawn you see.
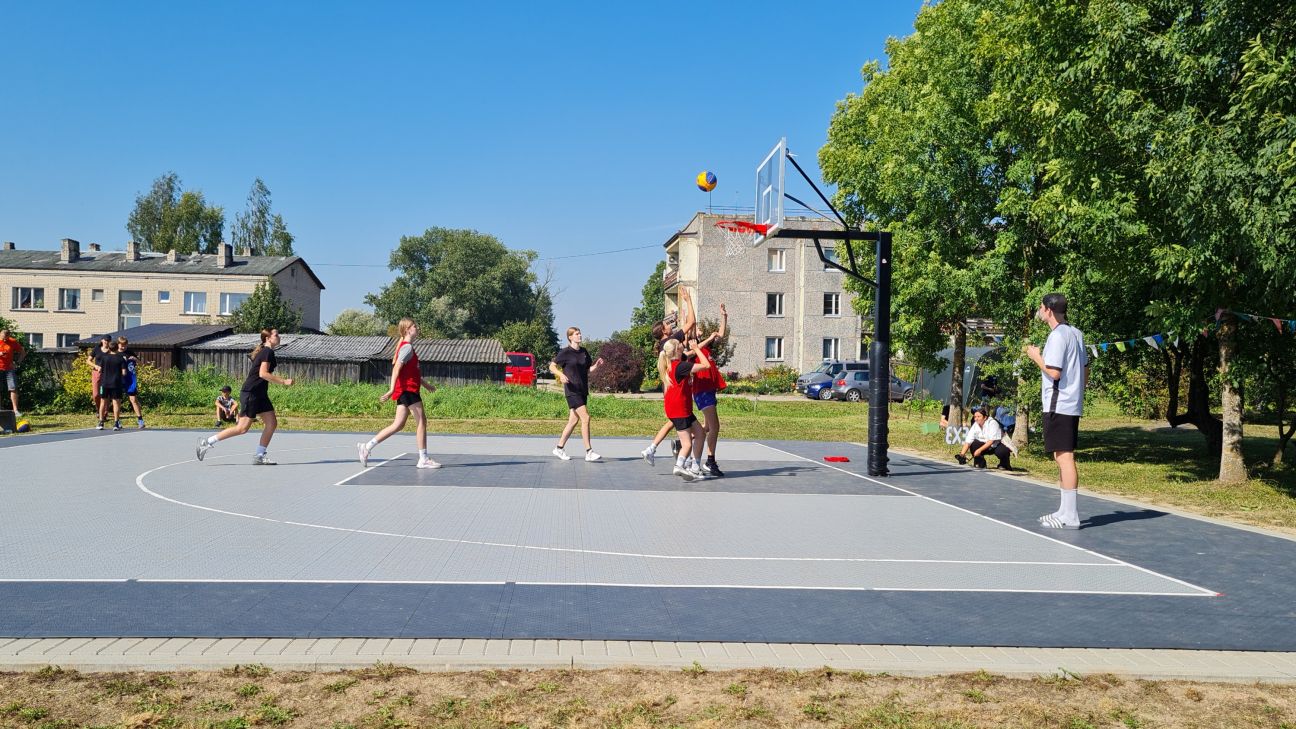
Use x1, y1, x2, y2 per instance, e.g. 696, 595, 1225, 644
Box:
15, 386, 1296, 533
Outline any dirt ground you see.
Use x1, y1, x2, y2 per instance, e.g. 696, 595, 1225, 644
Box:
1, 664, 1294, 728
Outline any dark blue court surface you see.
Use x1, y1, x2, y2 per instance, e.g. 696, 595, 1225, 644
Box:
1, 430, 1294, 650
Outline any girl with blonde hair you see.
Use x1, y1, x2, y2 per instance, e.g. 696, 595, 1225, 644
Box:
658, 337, 711, 481
195, 328, 294, 465
358, 318, 441, 469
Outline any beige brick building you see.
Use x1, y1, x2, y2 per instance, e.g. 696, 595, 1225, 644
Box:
663, 213, 863, 375
1, 239, 325, 347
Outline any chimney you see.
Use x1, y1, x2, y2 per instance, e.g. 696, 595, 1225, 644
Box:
60, 238, 81, 263
88, 242, 101, 252
126, 240, 140, 261
2, 242, 13, 251
217, 242, 232, 268
165, 249, 179, 263
239, 246, 253, 257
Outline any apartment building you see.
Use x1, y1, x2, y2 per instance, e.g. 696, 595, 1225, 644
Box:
1, 239, 325, 347
662, 212, 863, 375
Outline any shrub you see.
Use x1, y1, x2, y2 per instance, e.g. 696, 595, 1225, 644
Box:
725, 365, 798, 395
589, 340, 644, 393
61, 351, 172, 411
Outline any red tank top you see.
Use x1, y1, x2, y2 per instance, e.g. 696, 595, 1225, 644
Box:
392, 341, 421, 400
690, 346, 727, 392
664, 360, 693, 419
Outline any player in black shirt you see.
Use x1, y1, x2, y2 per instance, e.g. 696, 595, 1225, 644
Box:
195, 328, 295, 465
96, 342, 127, 430
548, 326, 604, 462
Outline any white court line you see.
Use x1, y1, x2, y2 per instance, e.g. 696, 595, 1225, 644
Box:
0, 578, 1205, 597
758, 442, 1220, 597
335, 453, 408, 486
133, 458, 1123, 567
0, 427, 113, 451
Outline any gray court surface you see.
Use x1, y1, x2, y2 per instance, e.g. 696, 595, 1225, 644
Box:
1, 429, 1294, 651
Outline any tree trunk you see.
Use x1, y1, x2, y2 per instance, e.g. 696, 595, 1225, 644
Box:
949, 325, 967, 428
1015, 372, 1031, 448
1217, 316, 1246, 483
1166, 335, 1223, 456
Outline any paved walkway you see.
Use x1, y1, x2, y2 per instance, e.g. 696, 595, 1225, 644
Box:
2, 638, 1294, 682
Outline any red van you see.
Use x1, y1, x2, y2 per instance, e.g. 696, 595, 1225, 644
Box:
505, 352, 536, 386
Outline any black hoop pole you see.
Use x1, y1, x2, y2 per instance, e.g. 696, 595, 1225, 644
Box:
868, 232, 892, 477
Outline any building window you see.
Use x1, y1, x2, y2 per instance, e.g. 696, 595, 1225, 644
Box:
91, 289, 104, 302
119, 290, 142, 330
26, 333, 43, 348
822, 246, 841, 270
766, 292, 784, 317
220, 292, 250, 315
767, 248, 786, 272
183, 291, 207, 315
57, 333, 80, 348
765, 337, 784, 361
823, 338, 841, 360
824, 292, 841, 317
12, 287, 45, 310
58, 288, 81, 311
158, 291, 171, 304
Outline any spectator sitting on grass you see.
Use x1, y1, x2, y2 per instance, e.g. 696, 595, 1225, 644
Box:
215, 385, 239, 427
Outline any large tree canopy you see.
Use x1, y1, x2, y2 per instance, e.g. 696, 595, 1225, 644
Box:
125, 172, 225, 254
365, 227, 553, 343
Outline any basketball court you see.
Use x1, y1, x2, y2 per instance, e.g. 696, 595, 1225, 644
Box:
2, 428, 1295, 651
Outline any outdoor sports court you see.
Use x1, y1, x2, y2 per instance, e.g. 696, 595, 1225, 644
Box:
2, 429, 1295, 651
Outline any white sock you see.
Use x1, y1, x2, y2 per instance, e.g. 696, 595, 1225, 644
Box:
1059, 489, 1078, 521
419, 449, 428, 459
206, 435, 219, 446
646, 443, 657, 453
676, 456, 687, 468
256, 445, 267, 456
366, 439, 378, 450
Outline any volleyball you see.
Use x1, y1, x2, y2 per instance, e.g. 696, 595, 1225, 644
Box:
15, 419, 31, 433
696, 171, 717, 192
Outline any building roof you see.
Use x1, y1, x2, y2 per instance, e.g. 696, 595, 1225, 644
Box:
73, 323, 233, 349
187, 334, 506, 364
0, 249, 325, 291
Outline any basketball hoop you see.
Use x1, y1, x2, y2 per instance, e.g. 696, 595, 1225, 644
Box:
715, 220, 769, 257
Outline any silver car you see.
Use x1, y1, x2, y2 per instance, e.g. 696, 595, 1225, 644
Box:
830, 371, 916, 402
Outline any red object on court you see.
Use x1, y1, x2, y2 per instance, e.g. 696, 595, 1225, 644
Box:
505, 352, 536, 386
824, 456, 850, 462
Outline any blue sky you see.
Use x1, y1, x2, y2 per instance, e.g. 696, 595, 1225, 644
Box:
0, 2, 921, 337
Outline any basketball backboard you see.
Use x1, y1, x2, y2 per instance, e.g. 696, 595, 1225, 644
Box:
754, 137, 786, 244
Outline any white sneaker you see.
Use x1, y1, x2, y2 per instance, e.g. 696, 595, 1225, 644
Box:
696, 460, 713, 476
552, 447, 571, 461
196, 436, 212, 461
416, 457, 441, 469
690, 464, 711, 480
584, 450, 602, 462
672, 464, 695, 480
641, 447, 655, 466
253, 453, 277, 466
357, 442, 370, 468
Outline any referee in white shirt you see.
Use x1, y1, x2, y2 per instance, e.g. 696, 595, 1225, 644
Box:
1024, 293, 1089, 529
955, 406, 1013, 469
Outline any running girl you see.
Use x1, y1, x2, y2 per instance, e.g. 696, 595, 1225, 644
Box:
549, 326, 605, 462
196, 328, 294, 465
658, 338, 711, 481
357, 318, 441, 470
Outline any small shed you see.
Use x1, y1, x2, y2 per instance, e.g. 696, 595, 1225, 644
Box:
75, 323, 234, 372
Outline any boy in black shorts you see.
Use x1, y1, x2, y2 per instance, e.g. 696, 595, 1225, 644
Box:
549, 326, 605, 462
96, 342, 127, 431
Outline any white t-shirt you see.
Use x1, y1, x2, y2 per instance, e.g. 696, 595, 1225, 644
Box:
1040, 323, 1088, 416
964, 417, 1004, 445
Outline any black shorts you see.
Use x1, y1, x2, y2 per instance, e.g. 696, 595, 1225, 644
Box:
565, 389, 589, 410
396, 391, 422, 408
670, 414, 698, 431
1043, 412, 1080, 454
99, 385, 122, 400
240, 390, 274, 416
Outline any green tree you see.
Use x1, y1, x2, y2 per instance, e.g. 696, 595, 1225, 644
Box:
365, 227, 544, 339
126, 172, 225, 254
232, 178, 295, 256
326, 308, 387, 336
496, 319, 557, 366
631, 260, 667, 328
225, 278, 302, 334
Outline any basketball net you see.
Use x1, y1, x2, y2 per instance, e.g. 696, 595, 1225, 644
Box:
715, 220, 769, 257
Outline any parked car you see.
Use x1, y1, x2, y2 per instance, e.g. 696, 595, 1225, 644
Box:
830, 371, 915, 402
795, 360, 869, 393
505, 351, 536, 386
804, 380, 836, 401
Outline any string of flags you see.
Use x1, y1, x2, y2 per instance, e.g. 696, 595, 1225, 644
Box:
1082, 308, 1296, 359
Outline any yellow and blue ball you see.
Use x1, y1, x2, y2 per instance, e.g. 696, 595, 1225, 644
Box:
696, 171, 717, 192
15, 419, 31, 433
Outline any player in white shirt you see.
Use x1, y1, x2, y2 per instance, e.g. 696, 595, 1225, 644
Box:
955, 406, 1013, 470
1024, 293, 1089, 529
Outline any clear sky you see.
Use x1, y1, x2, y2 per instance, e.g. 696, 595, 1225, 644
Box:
0, 1, 921, 338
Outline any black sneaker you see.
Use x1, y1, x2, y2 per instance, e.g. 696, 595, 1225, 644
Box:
706, 458, 725, 477
955, 454, 967, 465
113, 421, 122, 431
671, 439, 682, 457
